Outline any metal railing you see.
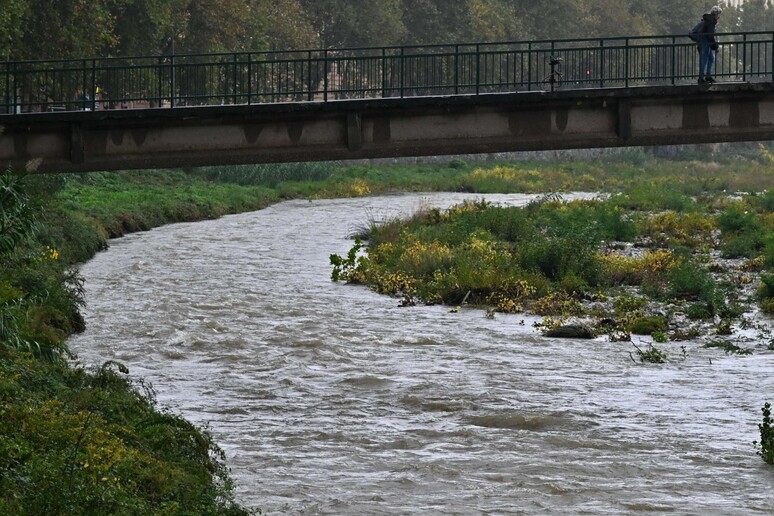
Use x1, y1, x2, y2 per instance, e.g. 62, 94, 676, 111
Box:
2, 31, 773, 115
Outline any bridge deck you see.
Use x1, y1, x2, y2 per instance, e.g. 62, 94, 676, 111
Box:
2, 82, 773, 173
2, 32, 773, 172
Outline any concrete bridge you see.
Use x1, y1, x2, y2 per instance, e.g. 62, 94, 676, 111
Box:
2, 32, 773, 173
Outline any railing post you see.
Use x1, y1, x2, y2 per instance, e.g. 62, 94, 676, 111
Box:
624, 38, 629, 88
519, 45, 524, 91
671, 36, 676, 85
381, 47, 387, 98
771, 31, 774, 82
170, 54, 175, 108
599, 39, 605, 88
742, 33, 747, 82
399, 47, 404, 98
247, 53, 252, 105
11, 61, 17, 114
232, 53, 238, 104
475, 43, 481, 95
4, 58, 9, 114
550, 40, 556, 91
157, 56, 163, 108
454, 44, 459, 95
323, 49, 329, 102
90, 58, 97, 111
527, 42, 532, 91
307, 50, 313, 101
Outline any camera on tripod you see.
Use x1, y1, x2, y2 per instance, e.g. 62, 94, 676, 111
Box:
549, 56, 563, 67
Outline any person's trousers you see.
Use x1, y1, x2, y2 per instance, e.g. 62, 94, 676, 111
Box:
699, 40, 716, 79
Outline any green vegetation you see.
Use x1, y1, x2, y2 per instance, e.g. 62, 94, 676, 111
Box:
704, 339, 753, 355
330, 146, 774, 348
756, 402, 774, 465
1, 170, 251, 514
5, 0, 772, 60
631, 343, 668, 364
0, 354, 247, 515
329, 193, 737, 330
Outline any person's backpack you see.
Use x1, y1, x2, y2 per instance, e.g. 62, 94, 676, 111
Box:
689, 20, 705, 42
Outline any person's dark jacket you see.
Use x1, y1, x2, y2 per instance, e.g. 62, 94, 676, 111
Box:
701, 13, 719, 49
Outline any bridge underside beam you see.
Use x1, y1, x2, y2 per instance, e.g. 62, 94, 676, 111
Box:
2, 83, 774, 173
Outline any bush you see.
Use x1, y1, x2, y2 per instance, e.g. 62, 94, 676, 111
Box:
717, 205, 764, 258
756, 402, 774, 465
756, 189, 774, 212
631, 343, 668, 363
448, 158, 468, 169
628, 315, 668, 335
611, 185, 694, 212
687, 303, 713, 320
667, 260, 720, 309
518, 235, 600, 284
614, 292, 647, 314
0, 351, 249, 514
758, 274, 774, 300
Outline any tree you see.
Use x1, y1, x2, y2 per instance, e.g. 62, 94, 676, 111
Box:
14, 0, 119, 60
300, 0, 406, 48
247, 0, 319, 51
0, 0, 29, 58
110, 0, 189, 57
735, 0, 772, 32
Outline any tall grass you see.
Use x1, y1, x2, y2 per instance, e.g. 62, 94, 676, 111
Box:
1, 169, 252, 514
190, 162, 338, 187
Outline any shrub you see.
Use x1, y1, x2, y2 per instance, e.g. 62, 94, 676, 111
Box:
717, 205, 764, 258
667, 260, 718, 304
0, 171, 39, 255
640, 211, 716, 248
762, 235, 774, 268
757, 274, 774, 300
598, 249, 674, 286
756, 402, 774, 465
330, 238, 369, 283
518, 235, 600, 284
756, 189, 774, 212
530, 291, 586, 316
631, 343, 668, 363
628, 315, 668, 335
611, 185, 693, 212
761, 298, 774, 314
0, 351, 249, 514
614, 292, 648, 314
704, 339, 753, 355
687, 303, 713, 320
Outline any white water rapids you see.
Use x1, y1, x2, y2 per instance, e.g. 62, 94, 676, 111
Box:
68, 193, 774, 515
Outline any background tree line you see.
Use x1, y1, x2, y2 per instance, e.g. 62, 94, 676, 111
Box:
1, 0, 771, 60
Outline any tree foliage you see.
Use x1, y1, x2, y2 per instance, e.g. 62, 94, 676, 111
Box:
0, 0, 770, 59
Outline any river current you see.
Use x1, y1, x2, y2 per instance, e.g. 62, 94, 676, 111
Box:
68, 193, 774, 515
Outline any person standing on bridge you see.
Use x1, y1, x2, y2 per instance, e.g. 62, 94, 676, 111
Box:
694, 5, 722, 84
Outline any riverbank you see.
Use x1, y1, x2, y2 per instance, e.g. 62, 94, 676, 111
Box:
3, 148, 774, 511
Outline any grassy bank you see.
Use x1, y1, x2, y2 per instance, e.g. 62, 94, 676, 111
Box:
3, 145, 774, 511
